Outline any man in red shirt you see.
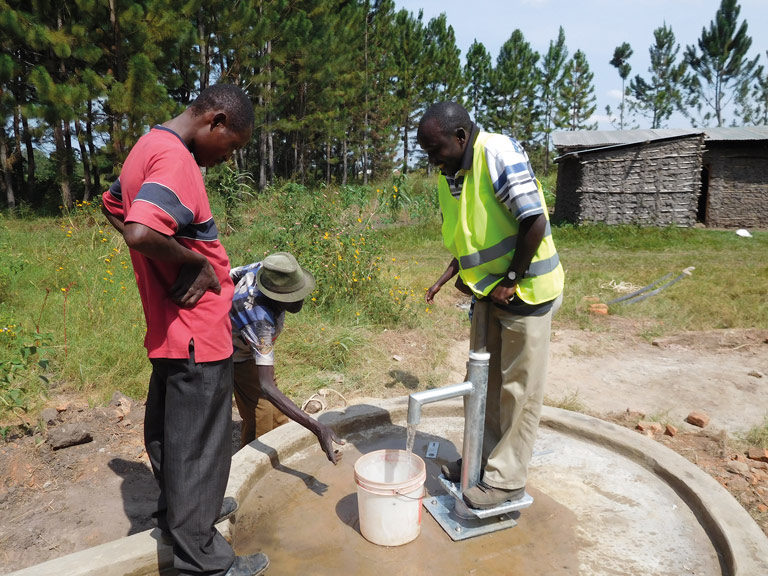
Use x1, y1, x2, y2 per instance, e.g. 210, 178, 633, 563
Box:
102, 84, 267, 576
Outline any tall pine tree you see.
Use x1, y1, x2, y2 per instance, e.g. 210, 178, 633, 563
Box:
538, 27, 568, 174
390, 8, 427, 173
363, 0, 400, 180
735, 52, 768, 125
463, 40, 492, 125
558, 50, 597, 131
608, 42, 633, 129
629, 24, 692, 129
487, 29, 540, 144
685, 0, 759, 126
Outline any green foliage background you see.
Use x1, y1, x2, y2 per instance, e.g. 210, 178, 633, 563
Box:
2, 0, 766, 215
1, 172, 767, 434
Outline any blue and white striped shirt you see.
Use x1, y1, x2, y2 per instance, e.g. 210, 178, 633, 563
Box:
229, 262, 285, 365
444, 124, 543, 222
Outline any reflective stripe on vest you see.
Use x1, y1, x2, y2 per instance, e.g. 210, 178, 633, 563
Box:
439, 132, 564, 304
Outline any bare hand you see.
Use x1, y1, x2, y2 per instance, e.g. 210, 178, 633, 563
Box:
170, 260, 221, 307
317, 424, 345, 464
489, 282, 516, 306
425, 283, 441, 304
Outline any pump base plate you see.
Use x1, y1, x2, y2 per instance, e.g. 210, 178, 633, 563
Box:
423, 493, 520, 541
423, 477, 534, 540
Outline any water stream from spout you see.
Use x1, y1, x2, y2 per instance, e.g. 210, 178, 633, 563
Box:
406, 423, 416, 474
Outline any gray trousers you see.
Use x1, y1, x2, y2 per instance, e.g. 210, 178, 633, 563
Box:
146, 344, 235, 575
471, 297, 559, 490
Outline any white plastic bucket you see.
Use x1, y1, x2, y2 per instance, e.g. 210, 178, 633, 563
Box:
353, 449, 426, 546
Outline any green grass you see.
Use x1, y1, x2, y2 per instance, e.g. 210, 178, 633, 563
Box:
744, 416, 768, 449
544, 389, 586, 413
0, 203, 149, 410
554, 223, 768, 335
1, 176, 766, 427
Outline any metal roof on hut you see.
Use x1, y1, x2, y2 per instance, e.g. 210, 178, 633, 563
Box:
552, 129, 698, 152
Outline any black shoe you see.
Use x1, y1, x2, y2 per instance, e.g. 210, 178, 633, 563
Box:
217, 496, 239, 523
441, 459, 484, 483
462, 481, 526, 510
440, 458, 462, 482
224, 553, 269, 576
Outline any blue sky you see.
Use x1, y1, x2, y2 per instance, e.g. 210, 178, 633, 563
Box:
394, 0, 768, 130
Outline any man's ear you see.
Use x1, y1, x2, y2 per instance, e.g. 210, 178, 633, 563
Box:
456, 127, 466, 143
210, 111, 227, 130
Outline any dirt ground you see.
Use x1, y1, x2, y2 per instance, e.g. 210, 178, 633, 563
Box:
0, 323, 767, 574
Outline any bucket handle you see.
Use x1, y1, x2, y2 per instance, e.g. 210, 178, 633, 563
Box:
394, 486, 426, 500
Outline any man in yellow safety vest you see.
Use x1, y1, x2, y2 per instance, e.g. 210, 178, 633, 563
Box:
417, 101, 564, 510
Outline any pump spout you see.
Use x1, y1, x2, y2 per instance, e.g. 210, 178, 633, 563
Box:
407, 381, 473, 427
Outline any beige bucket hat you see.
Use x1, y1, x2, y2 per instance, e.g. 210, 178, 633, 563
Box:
256, 251, 316, 302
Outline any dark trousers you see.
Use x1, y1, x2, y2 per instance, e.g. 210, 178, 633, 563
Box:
145, 345, 235, 575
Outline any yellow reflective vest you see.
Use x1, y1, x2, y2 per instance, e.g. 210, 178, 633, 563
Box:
439, 132, 564, 304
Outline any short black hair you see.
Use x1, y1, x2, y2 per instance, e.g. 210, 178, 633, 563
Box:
418, 101, 472, 139
190, 83, 254, 135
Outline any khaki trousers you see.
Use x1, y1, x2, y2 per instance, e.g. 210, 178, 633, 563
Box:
233, 359, 289, 448
470, 298, 558, 490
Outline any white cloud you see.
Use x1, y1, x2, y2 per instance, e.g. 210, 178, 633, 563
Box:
592, 113, 612, 125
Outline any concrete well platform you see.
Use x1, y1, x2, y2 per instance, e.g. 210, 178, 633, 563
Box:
7, 398, 768, 576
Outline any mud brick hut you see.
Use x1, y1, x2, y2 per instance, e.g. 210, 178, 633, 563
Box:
552, 127, 768, 228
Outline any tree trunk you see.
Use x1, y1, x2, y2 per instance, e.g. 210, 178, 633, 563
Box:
297, 80, 307, 181
325, 139, 331, 185
402, 112, 410, 174
258, 129, 267, 190
619, 79, 625, 130
198, 19, 209, 90
715, 76, 723, 127
265, 40, 274, 185
342, 137, 348, 186
363, 0, 370, 185
11, 104, 24, 196
86, 100, 100, 192
75, 121, 92, 201
292, 132, 298, 179
0, 131, 15, 210
110, 113, 123, 160
64, 122, 75, 184
108, 0, 123, 159
267, 128, 274, 184
20, 112, 37, 205
54, 120, 73, 210
298, 134, 305, 182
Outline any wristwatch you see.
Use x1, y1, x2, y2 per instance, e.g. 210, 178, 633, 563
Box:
507, 270, 518, 283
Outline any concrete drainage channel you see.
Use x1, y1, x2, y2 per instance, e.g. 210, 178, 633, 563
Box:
6, 398, 768, 576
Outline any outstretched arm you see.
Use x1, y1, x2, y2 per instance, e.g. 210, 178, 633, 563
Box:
426, 257, 461, 304
256, 364, 344, 463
